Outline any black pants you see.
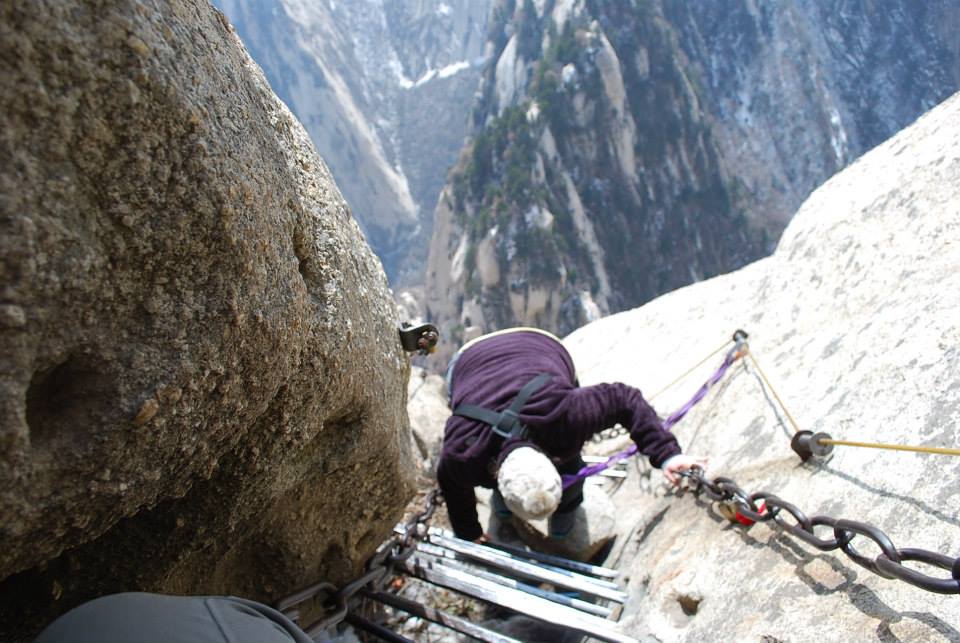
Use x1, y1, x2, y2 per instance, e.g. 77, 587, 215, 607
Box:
555, 453, 585, 515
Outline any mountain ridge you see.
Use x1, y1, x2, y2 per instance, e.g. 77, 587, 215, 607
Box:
215, 0, 492, 282
424, 0, 960, 361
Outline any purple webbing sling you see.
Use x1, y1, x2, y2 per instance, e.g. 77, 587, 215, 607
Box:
561, 345, 741, 490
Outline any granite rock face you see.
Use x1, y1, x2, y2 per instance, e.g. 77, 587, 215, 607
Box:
0, 0, 414, 636
564, 92, 960, 641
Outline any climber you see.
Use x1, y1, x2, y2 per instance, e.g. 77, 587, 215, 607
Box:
33, 592, 314, 643
437, 327, 707, 543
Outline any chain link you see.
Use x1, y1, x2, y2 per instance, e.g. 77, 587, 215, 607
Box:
590, 425, 629, 443
276, 489, 444, 634
680, 468, 960, 594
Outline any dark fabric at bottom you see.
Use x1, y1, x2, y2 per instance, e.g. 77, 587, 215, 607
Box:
34, 592, 316, 643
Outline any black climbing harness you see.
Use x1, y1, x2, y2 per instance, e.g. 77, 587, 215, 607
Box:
452, 372, 553, 440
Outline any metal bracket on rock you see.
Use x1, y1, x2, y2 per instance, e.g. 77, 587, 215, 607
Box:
399, 322, 439, 355
791, 430, 835, 462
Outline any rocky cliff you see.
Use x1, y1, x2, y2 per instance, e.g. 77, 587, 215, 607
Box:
215, 0, 492, 283
562, 89, 960, 641
0, 1, 414, 639
425, 0, 960, 359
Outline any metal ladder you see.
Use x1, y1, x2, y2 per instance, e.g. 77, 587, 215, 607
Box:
367, 525, 639, 643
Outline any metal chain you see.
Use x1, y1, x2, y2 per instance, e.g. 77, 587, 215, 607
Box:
276, 489, 444, 636
679, 468, 960, 594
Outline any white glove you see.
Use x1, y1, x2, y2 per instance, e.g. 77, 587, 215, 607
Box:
661, 454, 708, 486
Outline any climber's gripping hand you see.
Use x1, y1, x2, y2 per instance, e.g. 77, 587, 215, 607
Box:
661, 454, 708, 486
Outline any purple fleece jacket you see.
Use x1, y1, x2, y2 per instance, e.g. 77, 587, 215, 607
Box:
437, 330, 680, 540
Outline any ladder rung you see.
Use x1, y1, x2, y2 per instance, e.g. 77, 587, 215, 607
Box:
403, 554, 639, 643
436, 527, 620, 589
416, 544, 613, 618
427, 531, 627, 602
477, 535, 620, 579
581, 455, 629, 466
599, 469, 628, 478
363, 589, 523, 643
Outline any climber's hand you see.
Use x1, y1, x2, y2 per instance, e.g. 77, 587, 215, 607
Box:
474, 533, 491, 544
661, 454, 708, 486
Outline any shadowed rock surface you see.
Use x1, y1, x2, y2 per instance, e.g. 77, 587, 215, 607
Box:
0, 1, 414, 639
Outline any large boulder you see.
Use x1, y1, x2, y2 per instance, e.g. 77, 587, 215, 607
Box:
0, 0, 415, 637
565, 92, 960, 640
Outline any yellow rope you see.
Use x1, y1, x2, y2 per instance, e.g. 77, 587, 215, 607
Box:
743, 346, 804, 434
649, 338, 734, 401
745, 345, 960, 457
818, 439, 960, 457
